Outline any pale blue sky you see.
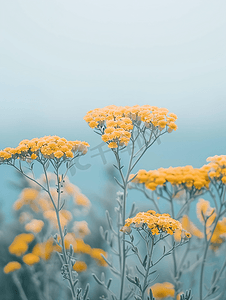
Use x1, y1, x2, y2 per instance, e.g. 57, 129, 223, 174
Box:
0, 0, 226, 220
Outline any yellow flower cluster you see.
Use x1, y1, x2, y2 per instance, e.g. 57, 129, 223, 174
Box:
195, 199, 226, 249
8, 233, 34, 257
43, 209, 72, 229
0, 136, 89, 162
73, 221, 90, 238
148, 282, 175, 299
84, 105, 177, 148
32, 238, 56, 261
181, 215, 204, 239
22, 253, 40, 265
52, 232, 108, 267
4, 261, 21, 274
131, 165, 210, 191
73, 261, 87, 273
211, 218, 226, 249
14, 175, 90, 233
196, 199, 216, 227
25, 219, 44, 234
121, 210, 190, 239
206, 155, 226, 183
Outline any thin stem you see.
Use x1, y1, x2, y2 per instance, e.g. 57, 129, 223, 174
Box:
12, 273, 29, 300
119, 140, 135, 300
199, 203, 224, 300
142, 237, 154, 299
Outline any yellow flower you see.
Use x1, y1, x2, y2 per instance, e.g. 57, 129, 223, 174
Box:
122, 210, 186, 238
54, 150, 64, 159
23, 253, 40, 265
88, 121, 98, 128
25, 219, 44, 234
4, 262, 21, 274
73, 261, 87, 272
197, 199, 216, 226
30, 153, 37, 160
108, 142, 118, 148
9, 241, 28, 257
73, 221, 90, 238
32, 238, 54, 260
84, 105, 177, 149
0, 136, 89, 163
91, 248, 108, 266
148, 282, 175, 299
181, 215, 203, 239
74, 193, 90, 207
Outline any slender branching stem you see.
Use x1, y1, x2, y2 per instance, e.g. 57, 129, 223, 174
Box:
199, 202, 224, 300
142, 237, 154, 299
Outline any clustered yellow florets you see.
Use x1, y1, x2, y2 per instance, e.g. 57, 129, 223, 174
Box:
121, 210, 190, 239
73, 261, 87, 272
84, 105, 177, 148
0, 136, 89, 162
206, 155, 226, 183
25, 219, 45, 233
22, 253, 40, 265
196, 198, 226, 250
148, 282, 175, 299
8, 233, 35, 256
131, 165, 211, 191
4, 261, 21, 274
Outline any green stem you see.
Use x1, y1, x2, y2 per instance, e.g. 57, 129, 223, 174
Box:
199, 203, 224, 300
142, 237, 154, 299
12, 273, 29, 300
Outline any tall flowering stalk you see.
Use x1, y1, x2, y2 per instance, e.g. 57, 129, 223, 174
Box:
120, 210, 191, 300
0, 136, 89, 300
129, 158, 226, 299
84, 105, 178, 299
198, 155, 226, 300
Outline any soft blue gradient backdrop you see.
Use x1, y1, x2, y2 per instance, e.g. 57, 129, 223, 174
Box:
0, 0, 226, 221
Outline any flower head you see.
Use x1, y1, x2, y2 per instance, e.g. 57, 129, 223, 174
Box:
121, 210, 190, 239
148, 282, 175, 299
0, 136, 89, 163
84, 105, 177, 148
23, 253, 40, 265
4, 261, 21, 274
73, 261, 87, 272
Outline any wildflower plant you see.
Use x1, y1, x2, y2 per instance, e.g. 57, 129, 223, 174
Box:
129, 156, 226, 300
84, 105, 182, 300
1, 107, 225, 300
0, 136, 90, 300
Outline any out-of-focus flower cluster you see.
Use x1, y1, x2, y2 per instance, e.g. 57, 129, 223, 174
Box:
0, 136, 89, 162
84, 105, 177, 148
148, 282, 182, 300
196, 198, 226, 250
121, 210, 191, 240
14, 173, 91, 228
206, 155, 226, 183
4, 174, 107, 274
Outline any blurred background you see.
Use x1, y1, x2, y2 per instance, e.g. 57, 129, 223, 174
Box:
0, 0, 226, 221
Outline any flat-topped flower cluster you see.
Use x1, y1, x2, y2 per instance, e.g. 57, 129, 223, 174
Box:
121, 210, 191, 239
84, 105, 178, 148
207, 155, 226, 183
130, 165, 211, 191
130, 155, 226, 192
0, 136, 89, 162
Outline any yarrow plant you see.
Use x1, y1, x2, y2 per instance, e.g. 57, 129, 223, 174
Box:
0, 107, 225, 300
